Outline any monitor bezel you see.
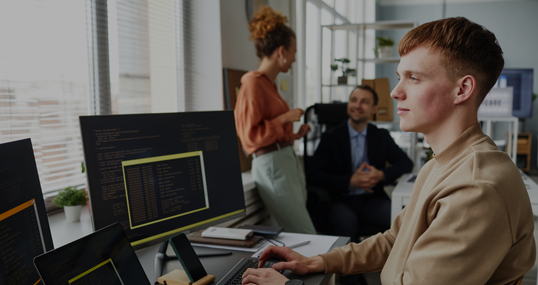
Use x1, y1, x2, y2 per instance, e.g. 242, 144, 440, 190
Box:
80, 111, 247, 251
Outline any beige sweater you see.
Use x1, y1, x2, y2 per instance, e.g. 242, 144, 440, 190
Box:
320, 123, 536, 284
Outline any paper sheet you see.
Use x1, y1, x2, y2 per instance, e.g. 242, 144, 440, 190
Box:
190, 232, 339, 257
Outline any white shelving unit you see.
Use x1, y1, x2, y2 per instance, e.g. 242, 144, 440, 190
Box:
321, 20, 417, 98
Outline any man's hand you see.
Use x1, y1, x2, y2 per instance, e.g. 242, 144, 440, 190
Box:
349, 162, 385, 191
257, 246, 325, 275
241, 268, 288, 285
277, 108, 305, 125
294, 124, 311, 139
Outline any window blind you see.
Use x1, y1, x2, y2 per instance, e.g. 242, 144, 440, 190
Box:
106, 0, 185, 114
0, 0, 188, 194
0, 0, 90, 194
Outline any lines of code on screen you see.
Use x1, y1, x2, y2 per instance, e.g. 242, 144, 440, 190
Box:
80, 111, 245, 249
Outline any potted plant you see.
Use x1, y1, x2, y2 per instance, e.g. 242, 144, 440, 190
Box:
52, 186, 88, 222
376, 36, 395, 58
330, 58, 356, 85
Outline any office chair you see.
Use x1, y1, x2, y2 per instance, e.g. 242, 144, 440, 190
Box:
303, 102, 349, 171
303, 103, 348, 230
303, 102, 389, 238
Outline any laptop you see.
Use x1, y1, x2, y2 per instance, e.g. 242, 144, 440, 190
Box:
34, 223, 150, 285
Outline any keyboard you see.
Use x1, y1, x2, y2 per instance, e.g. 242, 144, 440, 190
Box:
217, 258, 278, 285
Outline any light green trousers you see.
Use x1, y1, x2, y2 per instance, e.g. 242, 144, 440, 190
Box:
252, 146, 316, 234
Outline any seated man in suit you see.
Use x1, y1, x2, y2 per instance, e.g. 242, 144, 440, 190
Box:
307, 85, 413, 243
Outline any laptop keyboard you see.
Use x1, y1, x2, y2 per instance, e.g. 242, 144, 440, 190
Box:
221, 259, 278, 285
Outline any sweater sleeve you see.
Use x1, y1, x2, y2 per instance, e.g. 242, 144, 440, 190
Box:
319, 206, 405, 274
234, 77, 286, 154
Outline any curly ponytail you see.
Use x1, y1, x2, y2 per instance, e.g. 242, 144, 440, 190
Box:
248, 6, 296, 59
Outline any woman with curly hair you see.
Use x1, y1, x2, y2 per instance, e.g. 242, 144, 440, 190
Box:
234, 6, 316, 234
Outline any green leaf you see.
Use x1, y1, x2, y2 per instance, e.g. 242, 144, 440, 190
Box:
52, 186, 88, 208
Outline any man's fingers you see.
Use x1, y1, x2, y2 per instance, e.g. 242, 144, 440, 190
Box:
241, 273, 259, 285
273, 261, 294, 272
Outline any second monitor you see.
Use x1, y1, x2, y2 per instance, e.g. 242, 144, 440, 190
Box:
80, 111, 246, 250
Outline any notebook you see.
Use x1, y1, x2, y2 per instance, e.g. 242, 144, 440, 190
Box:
34, 223, 150, 285
188, 229, 261, 247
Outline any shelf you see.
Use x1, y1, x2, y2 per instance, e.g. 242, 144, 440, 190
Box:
323, 20, 417, 31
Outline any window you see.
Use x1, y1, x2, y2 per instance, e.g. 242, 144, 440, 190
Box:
296, 0, 375, 108
0, 0, 188, 195
0, 0, 90, 195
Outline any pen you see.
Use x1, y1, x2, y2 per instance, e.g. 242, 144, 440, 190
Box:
197, 252, 233, 258
288, 240, 311, 249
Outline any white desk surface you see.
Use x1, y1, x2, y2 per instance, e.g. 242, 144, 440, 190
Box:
391, 172, 538, 223
46, 172, 347, 285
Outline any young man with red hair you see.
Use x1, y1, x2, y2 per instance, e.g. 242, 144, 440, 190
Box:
242, 17, 536, 285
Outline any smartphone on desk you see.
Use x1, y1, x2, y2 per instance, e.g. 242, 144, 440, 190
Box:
169, 233, 208, 283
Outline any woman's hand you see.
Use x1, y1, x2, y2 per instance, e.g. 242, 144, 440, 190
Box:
277, 108, 305, 125
294, 124, 311, 139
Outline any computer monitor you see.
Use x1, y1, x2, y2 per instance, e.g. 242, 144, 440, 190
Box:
34, 222, 150, 285
0, 138, 54, 285
79, 111, 246, 251
499, 68, 534, 118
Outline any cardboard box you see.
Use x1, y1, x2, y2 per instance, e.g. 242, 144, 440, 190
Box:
362, 78, 393, 122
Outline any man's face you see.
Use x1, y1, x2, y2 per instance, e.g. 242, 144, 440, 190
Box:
391, 46, 458, 134
347, 88, 377, 124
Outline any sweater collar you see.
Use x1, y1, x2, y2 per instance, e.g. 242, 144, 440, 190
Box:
432, 123, 487, 166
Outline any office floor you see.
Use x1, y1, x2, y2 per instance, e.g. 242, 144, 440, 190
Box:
348, 175, 538, 285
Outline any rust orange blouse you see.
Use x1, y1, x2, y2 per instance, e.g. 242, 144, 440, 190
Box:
234, 71, 294, 155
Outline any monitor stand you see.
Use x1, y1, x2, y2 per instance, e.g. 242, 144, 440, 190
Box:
153, 241, 232, 281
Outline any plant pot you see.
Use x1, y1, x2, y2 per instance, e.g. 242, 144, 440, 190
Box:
64, 205, 82, 222
378, 46, 394, 58
337, 76, 348, 85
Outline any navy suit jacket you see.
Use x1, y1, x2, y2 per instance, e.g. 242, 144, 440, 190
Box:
306, 121, 413, 200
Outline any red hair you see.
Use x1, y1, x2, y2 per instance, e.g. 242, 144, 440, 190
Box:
248, 6, 296, 59
399, 17, 504, 103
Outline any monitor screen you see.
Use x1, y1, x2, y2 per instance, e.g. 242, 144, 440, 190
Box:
499, 68, 534, 118
0, 138, 54, 285
80, 111, 246, 250
34, 223, 150, 285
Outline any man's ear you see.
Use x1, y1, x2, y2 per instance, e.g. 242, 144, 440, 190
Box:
454, 75, 476, 105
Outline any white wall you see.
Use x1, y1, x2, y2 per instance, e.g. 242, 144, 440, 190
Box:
377, 0, 538, 170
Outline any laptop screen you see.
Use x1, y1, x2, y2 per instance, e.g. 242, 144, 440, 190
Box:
34, 223, 150, 285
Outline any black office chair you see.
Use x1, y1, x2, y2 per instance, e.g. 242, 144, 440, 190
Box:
303, 102, 349, 172
303, 103, 348, 230
303, 102, 389, 239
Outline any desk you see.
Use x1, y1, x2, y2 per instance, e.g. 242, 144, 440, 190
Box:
137, 236, 349, 285
48, 181, 349, 285
391, 172, 538, 223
